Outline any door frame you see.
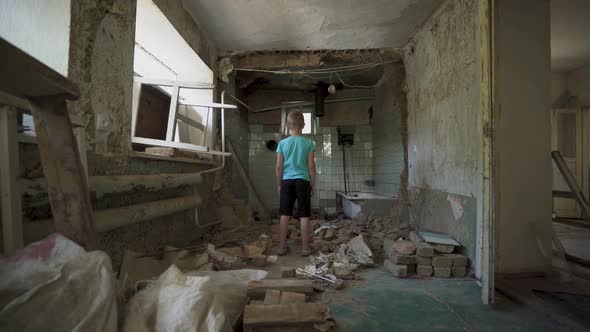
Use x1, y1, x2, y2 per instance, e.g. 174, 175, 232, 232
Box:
551, 108, 583, 218
479, 0, 495, 305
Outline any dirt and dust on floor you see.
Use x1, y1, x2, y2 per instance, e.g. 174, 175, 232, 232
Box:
0, 173, 471, 332
112, 203, 472, 331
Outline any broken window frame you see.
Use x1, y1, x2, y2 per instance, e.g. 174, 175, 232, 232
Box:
131, 76, 235, 156
280, 104, 317, 136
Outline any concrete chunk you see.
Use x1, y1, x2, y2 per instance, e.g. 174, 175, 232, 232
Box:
392, 240, 416, 255
416, 256, 432, 266
417, 265, 433, 276
432, 255, 453, 268
416, 242, 434, 257
389, 253, 417, 265
447, 254, 469, 267
384, 260, 407, 278
434, 267, 451, 278
432, 244, 455, 254
452, 267, 467, 277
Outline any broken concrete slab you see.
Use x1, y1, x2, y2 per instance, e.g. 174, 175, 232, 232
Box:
416, 242, 434, 257
417, 265, 433, 276
434, 267, 452, 278
384, 260, 407, 278
432, 255, 453, 268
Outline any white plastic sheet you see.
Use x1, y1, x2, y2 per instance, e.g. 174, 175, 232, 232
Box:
124, 266, 267, 332
0, 234, 117, 332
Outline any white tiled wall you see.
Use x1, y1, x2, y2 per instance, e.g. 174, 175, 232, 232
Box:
248, 124, 374, 213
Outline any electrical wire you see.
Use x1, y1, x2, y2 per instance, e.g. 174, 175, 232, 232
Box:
234, 59, 398, 75
335, 71, 379, 89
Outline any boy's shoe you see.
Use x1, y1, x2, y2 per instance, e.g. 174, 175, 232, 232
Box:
301, 248, 311, 257
278, 247, 289, 256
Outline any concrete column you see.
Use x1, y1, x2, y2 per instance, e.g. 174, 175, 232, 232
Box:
494, 0, 552, 274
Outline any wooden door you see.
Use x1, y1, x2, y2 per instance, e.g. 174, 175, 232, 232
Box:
552, 109, 583, 218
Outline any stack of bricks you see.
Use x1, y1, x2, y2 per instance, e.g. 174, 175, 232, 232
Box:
383, 231, 469, 278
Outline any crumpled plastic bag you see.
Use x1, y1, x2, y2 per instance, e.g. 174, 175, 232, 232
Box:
124, 265, 267, 332
0, 234, 116, 332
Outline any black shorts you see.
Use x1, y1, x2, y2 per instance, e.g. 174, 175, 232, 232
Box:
280, 179, 311, 218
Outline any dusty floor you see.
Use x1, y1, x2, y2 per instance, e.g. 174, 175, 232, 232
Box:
245, 239, 581, 332
554, 222, 590, 261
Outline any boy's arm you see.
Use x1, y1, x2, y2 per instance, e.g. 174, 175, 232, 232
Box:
308, 151, 316, 195
276, 153, 284, 194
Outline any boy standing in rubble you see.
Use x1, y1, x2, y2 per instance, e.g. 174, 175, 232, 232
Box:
276, 111, 316, 256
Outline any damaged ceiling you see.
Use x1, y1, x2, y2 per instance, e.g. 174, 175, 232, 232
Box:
231, 50, 403, 91
182, 0, 443, 52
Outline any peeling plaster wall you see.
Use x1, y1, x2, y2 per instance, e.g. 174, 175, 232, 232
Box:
372, 65, 407, 197
495, 0, 552, 275
405, 0, 481, 272
20, 0, 220, 267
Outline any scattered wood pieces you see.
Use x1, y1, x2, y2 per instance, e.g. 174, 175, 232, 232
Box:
243, 303, 329, 327
247, 279, 315, 298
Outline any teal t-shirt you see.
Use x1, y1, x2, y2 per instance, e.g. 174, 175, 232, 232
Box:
276, 136, 315, 181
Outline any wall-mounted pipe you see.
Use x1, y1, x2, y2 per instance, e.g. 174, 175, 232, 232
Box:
196, 90, 229, 228
24, 193, 202, 242
21, 173, 203, 198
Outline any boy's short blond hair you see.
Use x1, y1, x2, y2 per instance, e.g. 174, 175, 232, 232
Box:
287, 111, 305, 130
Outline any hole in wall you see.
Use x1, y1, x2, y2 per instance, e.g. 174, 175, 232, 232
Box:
266, 140, 278, 151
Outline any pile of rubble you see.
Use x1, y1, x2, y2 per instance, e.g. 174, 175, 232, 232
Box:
383, 231, 469, 278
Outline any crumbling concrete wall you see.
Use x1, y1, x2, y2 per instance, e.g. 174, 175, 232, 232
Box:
21, 0, 220, 267
372, 63, 407, 198
404, 0, 481, 272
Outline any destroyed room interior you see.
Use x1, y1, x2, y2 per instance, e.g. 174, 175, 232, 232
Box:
1, 0, 590, 331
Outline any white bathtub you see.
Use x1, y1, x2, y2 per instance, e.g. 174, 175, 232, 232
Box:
336, 191, 397, 219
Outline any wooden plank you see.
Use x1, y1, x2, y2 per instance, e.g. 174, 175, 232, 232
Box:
263, 290, 281, 305
145, 146, 175, 157
280, 291, 306, 304
165, 85, 180, 142
0, 38, 79, 99
0, 108, 23, 253
227, 140, 270, 220
32, 97, 97, 249
176, 113, 205, 131
134, 76, 214, 89
129, 151, 216, 165
247, 279, 314, 298
132, 137, 231, 156
243, 303, 328, 327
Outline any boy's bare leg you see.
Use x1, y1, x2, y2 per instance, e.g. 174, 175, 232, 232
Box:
279, 215, 290, 254
300, 217, 311, 254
